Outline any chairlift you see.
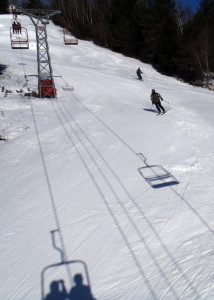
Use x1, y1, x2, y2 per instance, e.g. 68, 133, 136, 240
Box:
41, 18, 49, 25
63, 27, 78, 45
41, 230, 95, 300
8, 5, 14, 14
10, 26, 29, 49
9, 3, 19, 20
62, 84, 74, 91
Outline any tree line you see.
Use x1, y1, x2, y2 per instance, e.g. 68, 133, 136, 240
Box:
50, 0, 214, 88
1, 0, 214, 88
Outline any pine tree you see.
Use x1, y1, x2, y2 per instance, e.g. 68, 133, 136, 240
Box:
108, 0, 139, 56
25, 0, 43, 9
137, 0, 180, 74
177, 0, 214, 85
0, 0, 9, 14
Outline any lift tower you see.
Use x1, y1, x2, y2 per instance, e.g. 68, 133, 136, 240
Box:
16, 8, 61, 98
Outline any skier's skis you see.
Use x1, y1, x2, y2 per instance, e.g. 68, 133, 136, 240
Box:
157, 111, 166, 116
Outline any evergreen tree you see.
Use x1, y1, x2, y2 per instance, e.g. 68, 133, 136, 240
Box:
0, 0, 9, 14
179, 0, 214, 85
50, 0, 214, 87
108, 0, 139, 56
137, 0, 180, 74
25, 0, 43, 9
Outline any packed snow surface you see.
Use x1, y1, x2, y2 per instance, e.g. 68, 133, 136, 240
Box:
1, 14, 214, 300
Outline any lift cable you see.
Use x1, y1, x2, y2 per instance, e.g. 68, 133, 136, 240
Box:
50, 100, 160, 299
50, 66, 200, 298
14, 29, 199, 299
53, 94, 200, 299
54, 69, 137, 157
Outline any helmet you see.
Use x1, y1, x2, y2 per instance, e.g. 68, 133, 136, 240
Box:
152, 89, 155, 93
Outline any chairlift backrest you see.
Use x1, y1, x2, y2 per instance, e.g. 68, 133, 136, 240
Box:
41, 19, 49, 25
63, 27, 78, 45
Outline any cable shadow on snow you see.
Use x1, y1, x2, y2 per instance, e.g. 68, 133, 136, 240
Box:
137, 153, 179, 188
51, 101, 159, 299
51, 100, 201, 299
54, 90, 211, 299
171, 187, 214, 236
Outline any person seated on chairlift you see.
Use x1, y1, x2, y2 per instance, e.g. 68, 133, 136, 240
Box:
12, 21, 21, 34
17, 21, 21, 33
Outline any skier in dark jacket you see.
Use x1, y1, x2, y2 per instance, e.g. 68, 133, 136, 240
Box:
151, 89, 165, 114
136, 67, 143, 80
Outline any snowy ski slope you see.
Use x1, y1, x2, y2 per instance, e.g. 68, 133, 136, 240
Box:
1, 14, 214, 299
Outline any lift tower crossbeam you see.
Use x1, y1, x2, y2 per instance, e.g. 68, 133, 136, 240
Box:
16, 8, 61, 98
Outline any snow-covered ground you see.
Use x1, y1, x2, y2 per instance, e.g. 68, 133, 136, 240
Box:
1, 14, 214, 300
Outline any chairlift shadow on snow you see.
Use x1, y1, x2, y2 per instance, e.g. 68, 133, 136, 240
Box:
41, 230, 96, 300
41, 260, 95, 300
137, 153, 179, 188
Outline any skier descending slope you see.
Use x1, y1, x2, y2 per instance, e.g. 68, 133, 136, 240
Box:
151, 89, 166, 115
136, 67, 143, 80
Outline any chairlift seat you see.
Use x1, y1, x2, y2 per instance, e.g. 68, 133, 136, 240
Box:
10, 27, 29, 49
62, 85, 74, 91
63, 27, 78, 45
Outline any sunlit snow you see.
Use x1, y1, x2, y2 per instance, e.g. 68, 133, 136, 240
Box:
1, 14, 214, 300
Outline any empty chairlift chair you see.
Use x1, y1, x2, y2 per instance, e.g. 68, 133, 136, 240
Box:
63, 27, 78, 45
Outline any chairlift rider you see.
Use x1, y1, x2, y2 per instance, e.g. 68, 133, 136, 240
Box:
17, 21, 21, 33
12, 20, 21, 34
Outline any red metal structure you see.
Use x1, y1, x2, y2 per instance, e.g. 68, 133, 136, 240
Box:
63, 27, 78, 45
41, 79, 56, 98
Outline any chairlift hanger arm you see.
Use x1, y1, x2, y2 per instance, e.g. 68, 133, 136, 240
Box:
16, 8, 61, 22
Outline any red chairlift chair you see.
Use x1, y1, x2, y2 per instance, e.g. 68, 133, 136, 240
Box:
10, 26, 29, 49
63, 27, 78, 45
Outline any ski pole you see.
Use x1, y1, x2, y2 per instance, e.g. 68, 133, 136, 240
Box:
162, 99, 169, 104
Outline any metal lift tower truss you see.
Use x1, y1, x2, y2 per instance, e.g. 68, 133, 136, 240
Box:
16, 8, 61, 98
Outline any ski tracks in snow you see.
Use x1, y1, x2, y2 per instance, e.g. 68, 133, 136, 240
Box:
29, 94, 201, 299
